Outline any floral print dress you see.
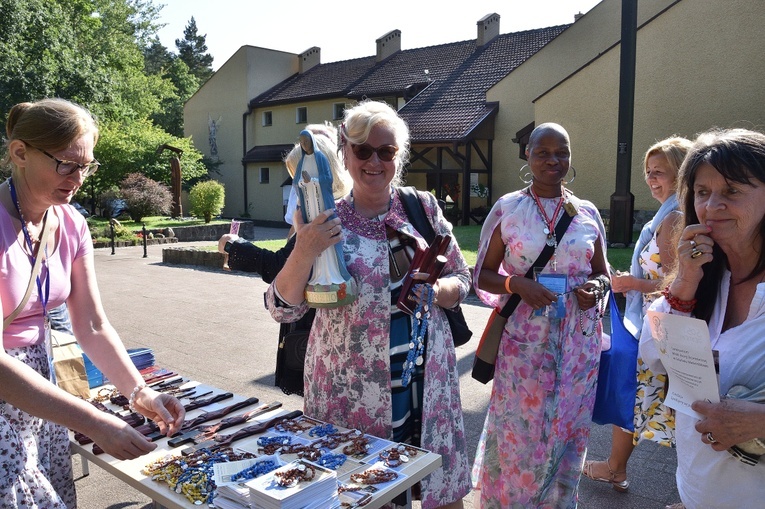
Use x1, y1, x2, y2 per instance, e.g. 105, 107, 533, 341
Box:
266, 190, 472, 508
471, 189, 606, 508
632, 231, 674, 447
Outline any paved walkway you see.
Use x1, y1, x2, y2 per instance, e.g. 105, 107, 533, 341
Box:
73, 230, 680, 508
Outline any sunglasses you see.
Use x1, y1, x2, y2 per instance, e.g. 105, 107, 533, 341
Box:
350, 143, 398, 162
24, 142, 100, 177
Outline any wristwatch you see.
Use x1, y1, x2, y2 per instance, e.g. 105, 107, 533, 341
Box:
224, 238, 247, 254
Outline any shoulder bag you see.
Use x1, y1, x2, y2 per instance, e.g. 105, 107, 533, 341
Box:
471, 207, 574, 384
398, 186, 473, 347
591, 290, 638, 430
2, 217, 91, 398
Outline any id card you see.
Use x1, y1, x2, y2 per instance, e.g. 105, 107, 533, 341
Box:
534, 269, 567, 318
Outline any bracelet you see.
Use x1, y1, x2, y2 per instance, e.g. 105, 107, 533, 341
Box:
128, 383, 147, 412
662, 285, 697, 313
504, 275, 515, 294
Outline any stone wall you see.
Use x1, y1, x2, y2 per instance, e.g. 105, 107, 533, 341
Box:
162, 246, 225, 268
93, 237, 178, 249
147, 221, 255, 242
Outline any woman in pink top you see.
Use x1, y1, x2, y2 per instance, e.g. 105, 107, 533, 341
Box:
0, 98, 185, 508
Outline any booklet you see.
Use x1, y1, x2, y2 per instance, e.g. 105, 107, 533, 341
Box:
645, 311, 721, 418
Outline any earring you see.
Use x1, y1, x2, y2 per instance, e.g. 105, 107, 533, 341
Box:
564, 166, 577, 185
518, 164, 532, 185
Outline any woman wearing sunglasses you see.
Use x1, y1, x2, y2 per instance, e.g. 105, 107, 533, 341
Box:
0, 98, 185, 508
266, 100, 471, 508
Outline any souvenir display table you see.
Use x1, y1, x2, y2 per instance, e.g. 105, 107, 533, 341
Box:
70, 377, 442, 509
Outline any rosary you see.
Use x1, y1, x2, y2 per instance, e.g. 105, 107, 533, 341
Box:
273, 417, 316, 434
379, 444, 420, 467
143, 447, 256, 505
274, 462, 316, 488
579, 275, 609, 336
308, 422, 337, 437
230, 459, 279, 482
342, 435, 372, 456
349, 468, 398, 485
402, 284, 433, 387
529, 185, 568, 271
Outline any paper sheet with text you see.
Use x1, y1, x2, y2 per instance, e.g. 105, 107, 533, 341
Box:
646, 311, 720, 419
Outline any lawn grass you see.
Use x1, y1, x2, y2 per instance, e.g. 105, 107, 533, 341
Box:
87, 215, 230, 230
252, 224, 635, 272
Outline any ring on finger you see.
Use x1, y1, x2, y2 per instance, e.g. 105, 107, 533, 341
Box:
690, 240, 697, 248
706, 432, 717, 444
691, 247, 703, 259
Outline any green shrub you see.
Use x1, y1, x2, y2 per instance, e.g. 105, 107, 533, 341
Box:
189, 180, 225, 223
88, 218, 136, 242
120, 173, 172, 223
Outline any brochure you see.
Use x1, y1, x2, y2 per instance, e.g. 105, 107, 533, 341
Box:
646, 310, 721, 418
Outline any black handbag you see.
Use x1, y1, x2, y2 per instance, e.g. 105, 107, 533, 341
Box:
274, 307, 315, 397
398, 186, 473, 347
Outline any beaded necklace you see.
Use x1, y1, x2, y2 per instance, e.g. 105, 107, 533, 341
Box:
274, 462, 316, 488
230, 458, 279, 482
308, 422, 337, 437
528, 185, 565, 272
143, 447, 256, 505
402, 284, 433, 387
349, 467, 398, 485
316, 452, 347, 470
579, 282, 607, 337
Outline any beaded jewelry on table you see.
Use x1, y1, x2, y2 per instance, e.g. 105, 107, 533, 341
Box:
230, 458, 279, 482
378, 444, 421, 468
349, 467, 399, 485
308, 422, 337, 437
274, 461, 317, 488
143, 447, 256, 506
273, 416, 320, 434
342, 434, 372, 456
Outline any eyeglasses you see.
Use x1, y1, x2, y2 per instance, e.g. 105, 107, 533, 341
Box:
24, 142, 100, 177
350, 143, 398, 162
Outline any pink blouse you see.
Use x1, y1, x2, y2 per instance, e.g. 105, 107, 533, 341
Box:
1, 203, 92, 348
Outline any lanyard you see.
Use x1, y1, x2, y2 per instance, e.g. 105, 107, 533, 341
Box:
529, 185, 565, 240
8, 177, 50, 318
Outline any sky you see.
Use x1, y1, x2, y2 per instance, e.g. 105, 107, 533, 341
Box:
155, 0, 603, 70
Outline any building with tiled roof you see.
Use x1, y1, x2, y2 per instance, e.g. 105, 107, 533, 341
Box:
185, 0, 765, 231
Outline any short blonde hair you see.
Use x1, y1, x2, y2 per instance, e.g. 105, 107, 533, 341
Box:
643, 136, 693, 179
340, 100, 410, 187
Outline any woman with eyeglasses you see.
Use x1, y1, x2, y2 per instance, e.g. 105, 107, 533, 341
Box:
266, 100, 471, 508
0, 98, 185, 508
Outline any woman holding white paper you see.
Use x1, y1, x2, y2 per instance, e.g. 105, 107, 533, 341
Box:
640, 127, 765, 509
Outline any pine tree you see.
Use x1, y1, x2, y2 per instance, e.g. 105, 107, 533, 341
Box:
175, 17, 214, 83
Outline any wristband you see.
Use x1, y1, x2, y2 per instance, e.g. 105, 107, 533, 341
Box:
504, 275, 515, 294
128, 383, 147, 413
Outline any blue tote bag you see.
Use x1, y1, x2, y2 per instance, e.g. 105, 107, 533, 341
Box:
592, 291, 639, 431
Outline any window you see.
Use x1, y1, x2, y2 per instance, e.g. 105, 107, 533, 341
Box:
296, 107, 307, 124
259, 167, 270, 184
262, 111, 272, 127
333, 103, 345, 120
